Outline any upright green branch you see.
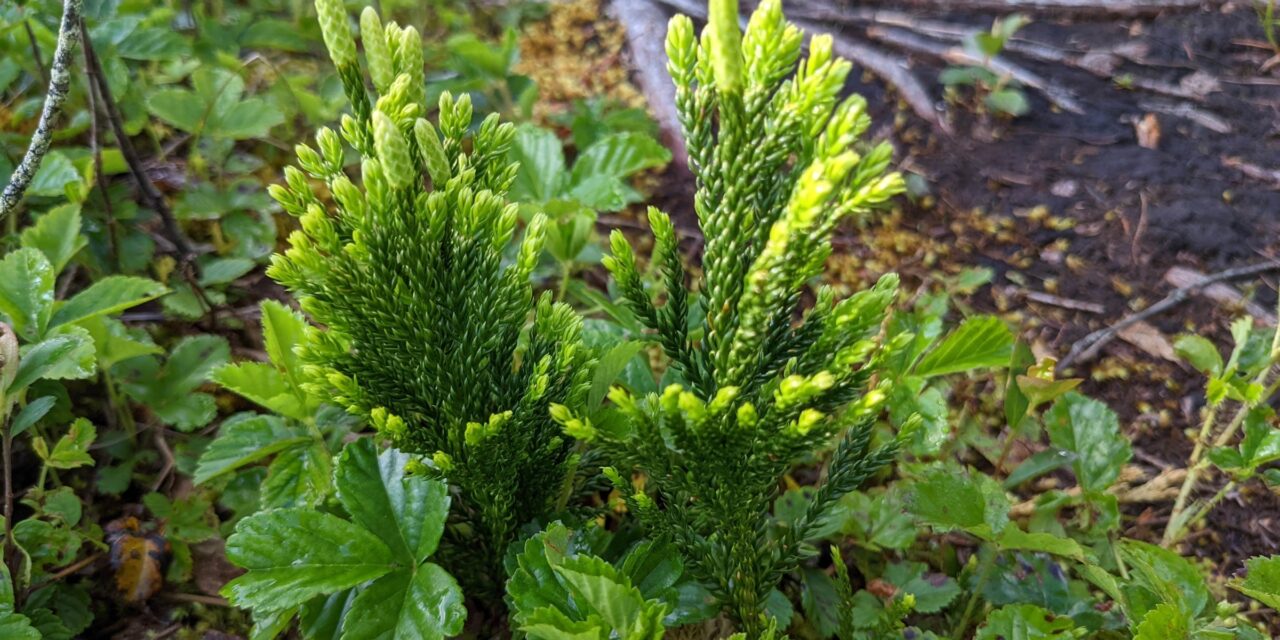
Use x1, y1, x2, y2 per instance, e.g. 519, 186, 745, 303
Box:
0, 0, 83, 223
268, 0, 593, 602
552, 0, 906, 632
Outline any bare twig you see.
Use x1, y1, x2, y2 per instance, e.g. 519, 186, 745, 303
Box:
26, 552, 103, 595
1019, 289, 1106, 313
1058, 260, 1280, 371
1138, 98, 1231, 134
1222, 155, 1280, 188
1164, 266, 1277, 323
23, 19, 47, 84
0, 0, 84, 223
846, 0, 1211, 17
80, 25, 196, 264
81, 32, 120, 271
864, 26, 1085, 114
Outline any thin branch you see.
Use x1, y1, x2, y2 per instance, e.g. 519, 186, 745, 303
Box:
79, 24, 195, 263
1058, 260, 1280, 371
23, 19, 48, 84
0, 0, 84, 224
844, 0, 1211, 17
864, 26, 1085, 114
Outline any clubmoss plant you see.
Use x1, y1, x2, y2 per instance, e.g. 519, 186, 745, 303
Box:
268, 0, 593, 600
552, 0, 908, 632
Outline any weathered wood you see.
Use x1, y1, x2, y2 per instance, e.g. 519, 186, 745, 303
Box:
848, 0, 1209, 17
609, 0, 689, 172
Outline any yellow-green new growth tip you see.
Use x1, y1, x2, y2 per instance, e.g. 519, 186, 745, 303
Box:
414, 118, 451, 185
371, 110, 413, 189
315, 0, 356, 68
360, 7, 393, 92
708, 0, 743, 93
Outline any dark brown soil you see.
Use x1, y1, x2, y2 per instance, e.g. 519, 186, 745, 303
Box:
814, 0, 1280, 579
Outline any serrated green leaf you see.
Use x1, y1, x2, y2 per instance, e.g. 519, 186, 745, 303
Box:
1133, 602, 1190, 640
1174, 335, 1223, 377
0, 612, 41, 640
996, 527, 1085, 562
41, 419, 96, 469
213, 362, 305, 420
510, 124, 567, 204
553, 554, 665, 638
261, 440, 332, 509
1121, 540, 1210, 620
569, 132, 671, 187
1229, 555, 1280, 609
338, 564, 466, 640
907, 465, 1009, 538
20, 205, 85, 274
50, 276, 167, 329
914, 315, 1014, 378
298, 589, 357, 640
9, 332, 96, 393
260, 300, 308, 391
0, 248, 55, 340
335, 439, 450, 564
223, 508, 396, 614
80, 316, 162, 369
1044, 393, 1131, 495
194, 414, 311, 485
883, 561, 960, 614
976, 604, 1081, 639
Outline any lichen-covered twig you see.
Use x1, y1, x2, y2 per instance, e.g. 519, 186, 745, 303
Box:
0, 0, 84, 224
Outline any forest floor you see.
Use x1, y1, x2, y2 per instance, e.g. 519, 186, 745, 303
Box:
589, 0, 1280, 600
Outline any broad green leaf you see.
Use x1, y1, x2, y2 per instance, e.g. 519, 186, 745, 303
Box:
194, 414, 311, 485
984, 89, 1030, 117
249, 606, 295, 640
1174, 335, 1223, 377
146, 88, 205, 133
996, 527, 1085, 562
10, 396, 56, 438
298, 589, 357, 640
199, 257, 256, 286
339, 564, 466, 640
569, 132, 671, 186
116, 27, 189, 60
1133, 602, 1190, 640
1004, 341, 1035, 430
588, 341, 645, 410
975, 604, 1081, 639
223, 508, 395, 614
1121, 540, 1210, 620
1044, 393, 1131, 494
147, 68, 283, 139
521, 607, 607, 640
80, 316, 162, 369
0, 613, 40, 640
50, 276, 167, 329
9, 332, 96, 393
20, 205, 85, 274
511, 124, 567, 204
1229, 556, 1280, 609
335, 439, 450, 563
914, 315, 1014, 378
122, 335, 229, 431
553, 554, 665, 637
26, 152, 82, 199
0, 248, 55, 339
1239, 406, 1280, 469
883, 561, 960, 614
41, 419, 96, 469
260, 300, 308, 391
261, 440, 332, 509
907, 466, 1009, 538
212, 362, 305, 420
1005, 448, 1074, 489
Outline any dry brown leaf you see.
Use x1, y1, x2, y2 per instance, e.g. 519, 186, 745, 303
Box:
106, 516, 170, 604
1117, 320, 1177, 362
1135, 113, 1161, 150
